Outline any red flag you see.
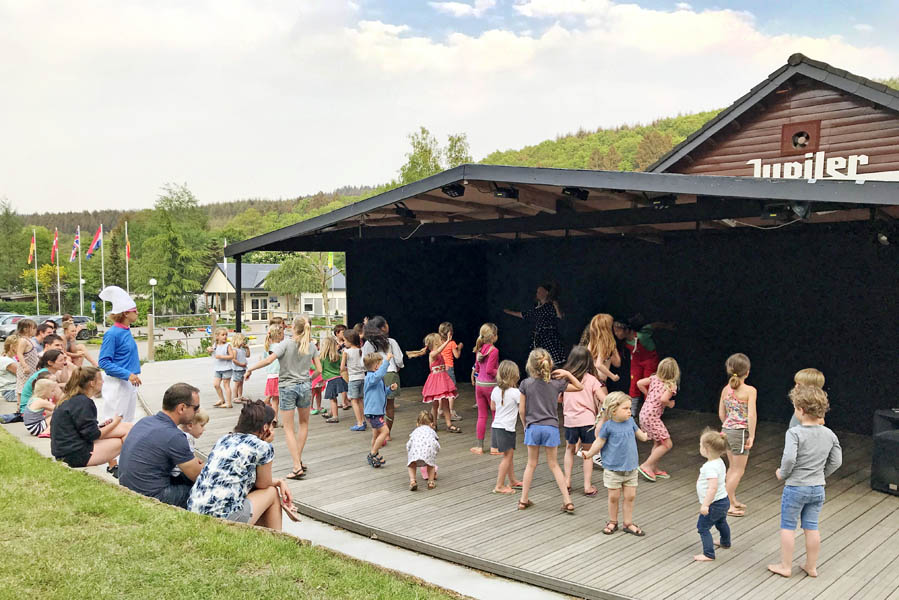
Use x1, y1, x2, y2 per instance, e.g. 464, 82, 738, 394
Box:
51, 228, 59, 264
27, 232, 35, 265
86, 225, 102, 259
69, 227, 80, 262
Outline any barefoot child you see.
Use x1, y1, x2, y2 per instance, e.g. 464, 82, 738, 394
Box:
209, 328, 235, 408
718, 353, 756, 516
471, 323, 499, 454
517, 348, 583, 513
694, 428, 731, 561
407, 410, 440, 490
340, 329, 367, 431
491, 360, 523, 494
363, 352, 397, 468
263, 326, 283, 425
578, 392, 649, 535
438, 322, 463, 421
560, 345, 604, 496
637, 357, 680, 482
768, 385, 842, 578
230, 333, 250, 402
408, 333, 461, 434
23, 378, 57, 437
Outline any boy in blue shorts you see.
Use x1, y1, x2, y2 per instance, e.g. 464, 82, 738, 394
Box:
363, 352, 397, 468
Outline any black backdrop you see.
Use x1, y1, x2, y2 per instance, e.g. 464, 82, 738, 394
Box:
345, 223, 898, 434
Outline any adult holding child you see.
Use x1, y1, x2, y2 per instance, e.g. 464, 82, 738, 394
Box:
189, 400, 297, 529
504, 282, 566, 366
245, 315, 322, 480
97, 286, 141, 424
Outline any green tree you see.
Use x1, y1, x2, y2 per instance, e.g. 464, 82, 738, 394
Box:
399, 127, 443, 185
444, 133, 472, 168
588, 146, 623, 171
21, 264, 68, 312
265, 252, 345, 324
0, 200, 28, 291
635, 131, 675, 171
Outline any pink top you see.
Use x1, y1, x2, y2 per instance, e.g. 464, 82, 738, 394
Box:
722, 387, 748, 429
475, 344, 498, 384
562, 373, 601, 427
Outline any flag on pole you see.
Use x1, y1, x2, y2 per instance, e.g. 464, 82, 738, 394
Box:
86, 225, 102, 259
27, 232, 35, 264
70, 227, 80, 262
126, 231, 131, 260
328, 251, 334, 270
51, 228, 59, 265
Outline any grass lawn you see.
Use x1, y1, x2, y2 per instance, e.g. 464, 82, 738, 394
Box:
0, 430, 461, 600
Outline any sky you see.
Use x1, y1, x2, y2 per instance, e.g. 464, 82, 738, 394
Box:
1, 0, 897, 213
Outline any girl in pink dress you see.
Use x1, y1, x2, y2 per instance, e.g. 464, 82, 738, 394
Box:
637, 357, 680, 482
408, 333, 461, 434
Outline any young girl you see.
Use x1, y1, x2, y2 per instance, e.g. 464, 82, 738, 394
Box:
581, 313, 622, 398
438, 322, 463, 421
768, 385, 842, 578
637, 357, 680, 482
517, 348, 583, 513
15, 319, 39, 408
578, 392, 649, 535
231, 333, 251, 402
23, 378, 57, 437
0, 336, 19, 404
408, 333, 461, 434
490, 360, 523, 494
471, 323, 499, 454
788, 368, 825, 429
209, 328, 235, 409
263, 325, 283, 425
320, 335, 348, 423
718, 353, 757, 516
341, 329, 367, 431
63, 322, 98, 368
561, 345, 604, 496
694, 428, 731, 561
406, 410, 440, 491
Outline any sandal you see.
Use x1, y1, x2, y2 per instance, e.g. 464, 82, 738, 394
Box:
603, 521, 618, 535
517, 500, 534, 510
584, 487, 599, 497
654, 471, 670, 479
447, 425, 462, 433
325, 417, 339, 423
561, 503, 575, 514
427, 480, 436, 490
622, 523, 645, 536
637, 467, 657, 482
286, 468, 306, 480
492, 487, 515, 494
410, 481, 418, 491
213, 402, 225, 408
511, 482, 523, 490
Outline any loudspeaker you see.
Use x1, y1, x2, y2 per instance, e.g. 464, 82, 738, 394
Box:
872, 422, 899, 496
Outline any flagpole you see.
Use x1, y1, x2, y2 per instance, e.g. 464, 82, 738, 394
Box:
100, 224, 106, 327
125, 221, 130, 295
78, 227, 84, 316
54, 229, 61, 313
32, 229, 39, 315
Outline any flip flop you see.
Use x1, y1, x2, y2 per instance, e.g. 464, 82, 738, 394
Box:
654, 471, 670, 479
492, 488, 515, 494
638, 467, 657, 482
511, 483, 523, 490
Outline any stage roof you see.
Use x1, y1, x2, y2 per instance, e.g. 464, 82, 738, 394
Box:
225, 164, 899, 256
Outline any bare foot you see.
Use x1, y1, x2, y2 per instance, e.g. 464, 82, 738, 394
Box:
386, 435, 392, 442
470, 447, 484, 455
733, 501, 747, 509
800, 565, 818, 577
693, 554, 714, 562
767, 564, 792, 577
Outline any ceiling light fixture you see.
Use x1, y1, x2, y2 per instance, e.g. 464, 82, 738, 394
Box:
562, 187, 589, 201
441, 183, 465, 198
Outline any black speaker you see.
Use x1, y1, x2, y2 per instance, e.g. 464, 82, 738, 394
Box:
871, 410, 899, 496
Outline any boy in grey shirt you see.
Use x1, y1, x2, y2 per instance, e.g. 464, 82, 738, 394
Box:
768, 385, 842, 579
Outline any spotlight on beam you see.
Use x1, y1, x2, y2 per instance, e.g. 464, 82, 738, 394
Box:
790, 201, 811, 219
651, 194, 676, 210
493, 186, 519, 199
441, 183, 465, 198
761, 204, 791, 220
561, 187, 589, 201
394, 203, 416, 220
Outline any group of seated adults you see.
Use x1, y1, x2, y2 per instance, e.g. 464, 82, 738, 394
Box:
50, 377, 294, 530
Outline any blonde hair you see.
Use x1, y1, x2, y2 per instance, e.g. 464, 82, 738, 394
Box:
790, 385, 829, 418
111, 311, 132, 324
320, 335, 340, 363
496, 360, 520, 394
700, 427, 728, 457
473, 323, 498, 355
794, 368, 825, 389
725, 353, 750, 389
292, 316, 311, 355
363, 352, 383, 371
603, 391, 632, 422
407, 333, 444, 358
191, 408, 210, 426
214, 327, 229, 342
232, 333, 248, 350
526, 348, 553, 382
655, 357, 680, 390
438, 322, 453, 339
416, 410, 435, 428
33, 379, 57, 399
264, 324, 283, 352
581, 313, 616, 363
59, 366, 101, 407
3, 335, 17, 357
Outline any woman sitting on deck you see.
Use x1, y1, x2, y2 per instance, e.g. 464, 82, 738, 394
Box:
188, 400, 298, 529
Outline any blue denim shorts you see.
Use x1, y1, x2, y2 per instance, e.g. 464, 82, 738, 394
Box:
231, 369, 246, 382
214, 369, 233, 380
279, 381, 312, 411
366, 414, 386, 430
524, 424, 560, 447
781, 485, 825, 530
347, 380, 364, 399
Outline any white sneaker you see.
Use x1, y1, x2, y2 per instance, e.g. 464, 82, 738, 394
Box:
593, 454, 603, 468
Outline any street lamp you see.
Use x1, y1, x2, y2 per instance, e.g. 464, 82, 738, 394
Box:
149, 278, 157, 316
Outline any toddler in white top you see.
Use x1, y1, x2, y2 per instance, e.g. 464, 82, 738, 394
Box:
490, 360, 524, 494
694, 428, 731, 561
171, 409, 209, 479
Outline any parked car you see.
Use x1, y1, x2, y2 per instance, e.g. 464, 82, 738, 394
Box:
0, 314, 27, 340
32, 315, 94, 340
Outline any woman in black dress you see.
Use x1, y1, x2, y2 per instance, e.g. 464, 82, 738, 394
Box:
504, 282, 566, 366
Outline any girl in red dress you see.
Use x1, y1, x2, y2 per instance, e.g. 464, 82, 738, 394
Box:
408, 333, 462, 434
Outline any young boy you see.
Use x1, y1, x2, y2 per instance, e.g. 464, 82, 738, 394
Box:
171, 408, 209, 481
363, 352, 397, 468
768, 385, 842, 578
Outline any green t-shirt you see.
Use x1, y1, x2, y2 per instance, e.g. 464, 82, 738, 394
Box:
20, 368, 49, 413
626, 326, 656, 353
321, 356, 342, 380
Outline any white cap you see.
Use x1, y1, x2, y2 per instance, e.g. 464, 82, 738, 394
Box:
99, 285, 136, 314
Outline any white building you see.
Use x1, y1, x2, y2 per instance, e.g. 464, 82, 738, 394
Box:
201, 262, 346, 322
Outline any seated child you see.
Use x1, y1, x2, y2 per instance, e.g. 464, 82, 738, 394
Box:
406, 410, 440, 491
171, 408, 209, 481
363, 352, 397, 468
24, 378, 58, 437
694, 428, 731, 561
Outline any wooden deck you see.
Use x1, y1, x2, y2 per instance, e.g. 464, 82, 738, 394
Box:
188, 384, 899, 600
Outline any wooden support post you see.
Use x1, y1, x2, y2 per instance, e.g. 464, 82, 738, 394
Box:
147, 313, 155, 362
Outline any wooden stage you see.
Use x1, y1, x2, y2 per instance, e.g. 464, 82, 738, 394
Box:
190, 384, 899, 600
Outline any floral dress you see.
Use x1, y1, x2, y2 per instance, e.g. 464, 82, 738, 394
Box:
406, 425, 440, 467
638, 375, 676, 442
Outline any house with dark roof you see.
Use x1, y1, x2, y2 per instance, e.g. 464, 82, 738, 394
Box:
201, 262, 346, 322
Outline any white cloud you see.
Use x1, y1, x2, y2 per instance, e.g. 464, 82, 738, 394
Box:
854, 23, 874, 32
429, 0, 496, 18
675, 2, 692, 10
0, 1, 896, 212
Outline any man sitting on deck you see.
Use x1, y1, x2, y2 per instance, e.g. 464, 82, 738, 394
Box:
119, 383, 203, 508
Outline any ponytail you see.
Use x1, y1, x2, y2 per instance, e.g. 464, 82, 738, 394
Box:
526, 348, 553, 382
724, 353, 750, 389
59, 366, 101, 407
292, 316, 311, 355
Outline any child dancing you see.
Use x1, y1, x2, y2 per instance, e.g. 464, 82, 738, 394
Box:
768, 385, 842, 578
788, 368, 825, 429
320, 336, 348, 423
363, 351, 398, 468
340, 328, 367, 431
407, 410, 440, 490
581, 313, 621, 397
694, 429, 731, 561
408, 333, 461, 434
517, 348, 583, 513
471, 323, 499, 455
637, 357, 680, 482
718, 353, 756, 516
490, 360, 524, 494
263, 325, 283, 425
560, 345, 603, 496
578, 392, 649, 535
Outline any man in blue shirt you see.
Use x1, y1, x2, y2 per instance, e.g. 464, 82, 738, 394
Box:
119, 383, 203, 508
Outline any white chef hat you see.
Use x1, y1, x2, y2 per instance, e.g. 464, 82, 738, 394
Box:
99, 285, 136, 314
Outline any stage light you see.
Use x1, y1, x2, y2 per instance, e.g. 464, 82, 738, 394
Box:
494, 186, 519, 199
394, 203, 416, 220
562, 187, 589, 201
761, 204, 791, 220
651, 194, 676, 210
877, 232, 890, 246
441, 183, 465, 198
790, 201, 811, 219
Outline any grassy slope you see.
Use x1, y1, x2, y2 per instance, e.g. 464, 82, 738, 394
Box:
0, 430, 459, 600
